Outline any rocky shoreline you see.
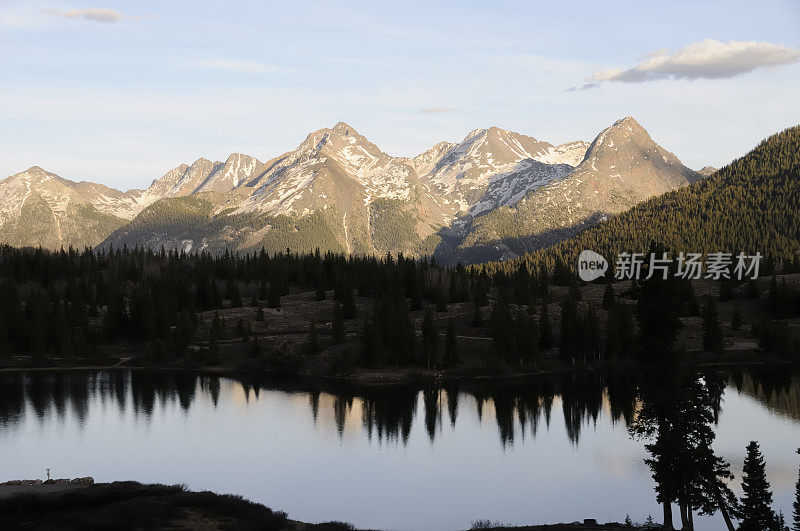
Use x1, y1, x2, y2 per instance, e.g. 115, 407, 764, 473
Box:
0, 477, 95, 486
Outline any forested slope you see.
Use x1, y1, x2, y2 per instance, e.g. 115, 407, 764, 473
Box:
485, 125, 800, 274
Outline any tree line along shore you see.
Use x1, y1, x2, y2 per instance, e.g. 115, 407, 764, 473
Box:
0, 243, 798, 379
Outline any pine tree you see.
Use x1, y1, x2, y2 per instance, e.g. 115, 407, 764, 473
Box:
258, 280, 269, 300
316, 285, 326, 301
471, 298, 483, 327
538, 300, 552, 351
331, 303, 345, 344
250, 338, 261, 359
490, 300, 513, 362
605, 302, 635, 361
306, 320, 319, 356
0, 318, 10, 358
586, 304, 601, 363
341, 287, 357, 320
421, 307, 439, 369
746, 279, 759, 299
208, 312, 220, 360
719, 278, 734, 301
526, 288, 537, 314
637, 269, 682, 358
739, 441, 779, 531
435, 288, 448, 313
568, 283, 582, 301
444, 319, 458, 367
212, 281, 222, 308
513, 309, 537, 366
559, 296, 581, 364
602, 281, 615, 310
226, 278, 243, 308
702, 298, 724, 352
731, 307, 742, 331
267, 282, 281, 309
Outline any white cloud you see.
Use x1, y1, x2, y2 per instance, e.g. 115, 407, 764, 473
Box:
47, 8, 127, 23
590, 39, 800, 84
420, 106, 459, 113
184, 59, 278, 74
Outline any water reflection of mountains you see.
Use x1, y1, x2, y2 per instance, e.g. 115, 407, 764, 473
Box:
0, 368, 797, 446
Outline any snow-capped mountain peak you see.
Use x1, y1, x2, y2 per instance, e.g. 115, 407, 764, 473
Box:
420, 126, 584, 216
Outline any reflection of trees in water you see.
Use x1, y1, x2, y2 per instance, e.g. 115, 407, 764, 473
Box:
308, 390, 320, 423
3, 367, 796, 531
333, 395, 352, 436
560, 373, 604, 446
0, 372, 24, 429
422, 386, 443, 442
1, 368, 798, 449
199, 376, 220, 408
359, 387, 416, 445
727, 366, 800, 422
444, 384, 458, 427
0, 370, 208, 430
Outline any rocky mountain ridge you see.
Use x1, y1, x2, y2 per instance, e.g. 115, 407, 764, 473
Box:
0, 118, 701, 262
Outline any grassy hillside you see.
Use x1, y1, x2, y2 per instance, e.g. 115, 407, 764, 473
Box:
486, 125, 800, 274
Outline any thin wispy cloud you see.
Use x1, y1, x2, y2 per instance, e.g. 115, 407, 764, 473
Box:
46, 8, 133, 23
565, 82, 599, 92
587, 39, 800, 86
185, 59, 278, 74
420, 106, 459, 114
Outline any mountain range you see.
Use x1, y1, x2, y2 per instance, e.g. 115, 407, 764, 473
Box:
0, 117, 702, 263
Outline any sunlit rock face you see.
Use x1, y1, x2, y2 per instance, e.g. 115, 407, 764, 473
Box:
455, 117, 701, 263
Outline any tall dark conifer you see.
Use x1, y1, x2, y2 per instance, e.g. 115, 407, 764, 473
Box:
702, 298, 724, 352
538, 300, 552, 351
331, 303, 345, 344
421, 307, 439, 369
602, 281, 615, 310
738, 441, 779, 531
444, 319, 458, 367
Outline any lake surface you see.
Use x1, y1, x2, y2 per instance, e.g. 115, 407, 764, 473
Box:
1, 369, 798, 530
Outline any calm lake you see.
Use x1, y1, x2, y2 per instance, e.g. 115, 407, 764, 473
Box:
1, 369, 798, 530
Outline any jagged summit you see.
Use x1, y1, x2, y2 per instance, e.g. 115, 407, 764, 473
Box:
456, 116, 702, 262
421, 126, 586, 217
23, 165, 49, 175
144, 153, 264, 199
2, 117, 704, 261
613, 115, 638, 126
331, 121, 357, 133
11, 166, 65, 184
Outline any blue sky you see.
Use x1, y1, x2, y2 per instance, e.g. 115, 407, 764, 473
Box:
1, 0, 799, 190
